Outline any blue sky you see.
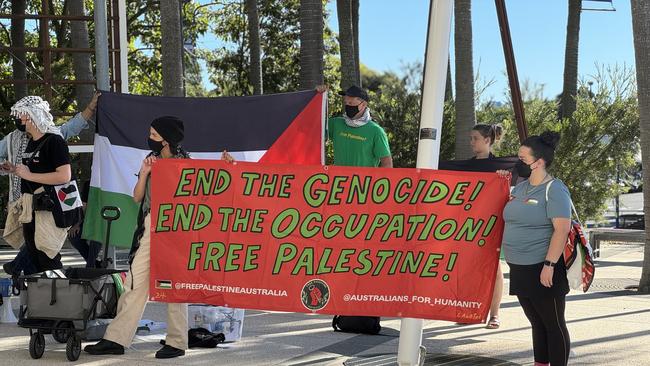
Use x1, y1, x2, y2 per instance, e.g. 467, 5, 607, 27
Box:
198, 0, 635, 101
331, 0, 635, 101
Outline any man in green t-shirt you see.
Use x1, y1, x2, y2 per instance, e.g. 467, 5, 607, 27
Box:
317, 85, 393, 168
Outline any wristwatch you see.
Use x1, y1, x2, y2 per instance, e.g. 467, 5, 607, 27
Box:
543, 260, 556, 268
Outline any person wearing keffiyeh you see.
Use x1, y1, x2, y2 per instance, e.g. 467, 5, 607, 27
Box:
1, 93, 98, 276
4, 95, 74, 272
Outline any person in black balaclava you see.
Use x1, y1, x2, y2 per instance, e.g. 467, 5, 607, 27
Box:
85, 116, 190, 359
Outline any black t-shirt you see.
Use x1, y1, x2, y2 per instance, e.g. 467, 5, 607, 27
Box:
469, 152, 496, 160
21, 133, 71, 194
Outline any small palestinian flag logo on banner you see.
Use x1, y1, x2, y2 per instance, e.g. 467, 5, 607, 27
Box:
54, 181, 83, 212
156, 280, 173, 290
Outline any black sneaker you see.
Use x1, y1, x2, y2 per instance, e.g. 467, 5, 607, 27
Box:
155, 344, 185, 359
84, 339, 124, 355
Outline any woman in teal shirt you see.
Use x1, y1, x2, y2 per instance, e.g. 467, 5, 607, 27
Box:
501, 131, 572, 366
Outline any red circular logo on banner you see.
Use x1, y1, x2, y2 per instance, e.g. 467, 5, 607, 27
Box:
301, 279, 330, 311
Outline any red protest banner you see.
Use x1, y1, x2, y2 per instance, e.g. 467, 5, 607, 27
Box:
149, 160, 510, 323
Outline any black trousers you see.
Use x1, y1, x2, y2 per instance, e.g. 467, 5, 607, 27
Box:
518, 295, 570, 366
22, 213, 63, 273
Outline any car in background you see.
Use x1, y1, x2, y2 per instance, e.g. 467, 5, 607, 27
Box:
616, 214, 645, 230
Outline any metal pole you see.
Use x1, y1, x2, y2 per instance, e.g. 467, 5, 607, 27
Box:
95, 0, 114, 266
94, 0, 110, 91
107, 0, 115, 92
616, 164, 621, 229
40, 0, 52, 102
495, 0, 528, 143
118, 0, 129, 93
397, 1, 453, 365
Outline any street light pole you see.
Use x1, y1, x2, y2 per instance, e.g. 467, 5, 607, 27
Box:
94, 0, 110, 91
397, 1, 453, 364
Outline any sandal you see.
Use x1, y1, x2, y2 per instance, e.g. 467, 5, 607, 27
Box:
486, 316, 500, 329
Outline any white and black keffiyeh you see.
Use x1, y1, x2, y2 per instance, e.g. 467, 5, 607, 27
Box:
343, 107, 372, 128
10, 96, 62, 137
7, 131, 29, 202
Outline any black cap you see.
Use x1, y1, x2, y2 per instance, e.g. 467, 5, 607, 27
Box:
338, 85, 369, 102
151, 115, 185, 146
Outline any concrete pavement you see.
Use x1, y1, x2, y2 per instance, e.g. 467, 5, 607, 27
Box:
0, 242, 648, 365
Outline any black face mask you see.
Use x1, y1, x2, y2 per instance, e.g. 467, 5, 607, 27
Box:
345, 104, 362, 119
515, 159, 536, 178
148, 138, 164, 154
14, 118, 26, 132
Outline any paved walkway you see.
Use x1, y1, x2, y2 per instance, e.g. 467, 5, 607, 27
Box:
0, 242, 648, 365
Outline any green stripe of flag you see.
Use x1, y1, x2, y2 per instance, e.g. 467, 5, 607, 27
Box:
82, 187, 139, 248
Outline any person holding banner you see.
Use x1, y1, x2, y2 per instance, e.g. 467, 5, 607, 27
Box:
501, 131, 571, 366
315, 84, 392, 333
470, 123, 505, 330
7, 96, 73, 272
85, 116, 190, 359
317, 85, 393, 168
2, 92, 99, 276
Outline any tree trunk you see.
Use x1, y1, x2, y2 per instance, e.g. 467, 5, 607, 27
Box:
11, 0, 27, 99
631, 0, 650, 294
559, 0, 581, 120
66, 0, 95, 186
299, 0, 324, 90
246, 0, 263, 95
160, 0, 184, 97
454, 0, 476, 160
445, 56, 453, 102
352, 0, 360, 86
68, 0, 94, 136
336, 0, 356, 90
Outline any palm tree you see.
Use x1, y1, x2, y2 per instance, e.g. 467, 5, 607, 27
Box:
454, 0, 476, 160
68, 0, 94, 118
246, 0, 263, 95
160, 0, 184, 97
352, 0, 360, 85
299, 0, 324, 89
445, 57, 453, 102
631, 0, 650, 294
11, 0, 27, 99
559, 0, 581, 120
336, 0, 357, 89
67, 0, 96, 184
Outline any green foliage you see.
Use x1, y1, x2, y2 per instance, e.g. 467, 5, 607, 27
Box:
0, 1, 641, 225
483, 66, 640, 220
359, 63, 455, 168
126, 0, 213, 96
0, 0, 85, 116
205, 0, 339, 96
359, 63, 639, 221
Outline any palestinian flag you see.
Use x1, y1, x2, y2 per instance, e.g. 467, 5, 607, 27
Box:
155, 280, 173, 290
83, 90, 326, 248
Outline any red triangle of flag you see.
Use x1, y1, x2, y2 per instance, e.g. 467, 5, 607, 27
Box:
258, 93, 324, 165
